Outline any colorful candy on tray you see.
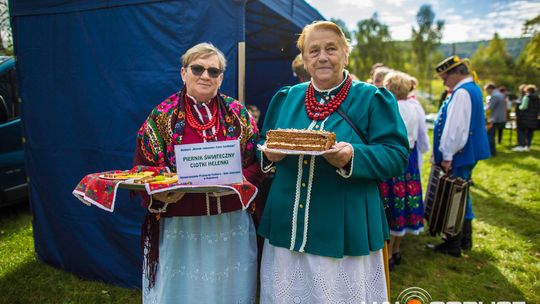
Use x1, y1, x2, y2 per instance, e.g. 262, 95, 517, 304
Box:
99, 171, 178, 185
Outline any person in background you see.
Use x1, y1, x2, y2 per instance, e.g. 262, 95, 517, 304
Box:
430, 56, 490, 257
292, 53, 311, 83
133, 43, 262, 303
372, 66, 393, 88
246, 104, 261, 125
368, 62, 386, 84
258, 21, 408, 303
438, 86, 451, 110
379, 71, 426, 270
484, 83, 506, 156
499, 86, 511, 124
498, 86, 509, 144
407, 76, 430, 173
512, 84, 539, 151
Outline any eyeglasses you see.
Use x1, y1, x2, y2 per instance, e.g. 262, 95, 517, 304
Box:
188, 64, 223, 78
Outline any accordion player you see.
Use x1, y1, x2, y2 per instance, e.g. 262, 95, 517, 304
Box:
424, 165, 470, 237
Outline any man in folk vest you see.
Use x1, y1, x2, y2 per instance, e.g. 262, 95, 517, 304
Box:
431, 56, 491, 257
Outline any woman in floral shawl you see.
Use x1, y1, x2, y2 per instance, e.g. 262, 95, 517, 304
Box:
133, 43, 262, 304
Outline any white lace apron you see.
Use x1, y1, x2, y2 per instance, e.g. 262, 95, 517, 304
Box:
260, 240, 388, 304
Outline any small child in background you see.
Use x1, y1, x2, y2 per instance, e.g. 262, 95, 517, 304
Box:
246, 104, 261, 125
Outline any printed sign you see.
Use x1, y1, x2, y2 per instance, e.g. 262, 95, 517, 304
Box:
174, 140, 243, 185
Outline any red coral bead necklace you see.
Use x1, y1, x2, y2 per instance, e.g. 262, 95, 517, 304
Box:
304, 75, 352, 120
184, 94, 220, 141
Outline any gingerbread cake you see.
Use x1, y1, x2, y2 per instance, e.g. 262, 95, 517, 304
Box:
266, 129, 336, 151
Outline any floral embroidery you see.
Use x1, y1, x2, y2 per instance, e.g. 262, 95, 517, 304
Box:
378, 146, 424, 234
406, 180, 421, 196
379, 182, 390, 197
156, 97, 178, 113
395, 216, 406, 227
392, 181, 406, 198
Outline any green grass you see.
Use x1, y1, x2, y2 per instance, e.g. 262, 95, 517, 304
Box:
0, 206, 141, 303
1, 130, 539, 303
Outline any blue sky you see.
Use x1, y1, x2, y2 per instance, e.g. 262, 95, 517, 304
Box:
305, 0, 540, 43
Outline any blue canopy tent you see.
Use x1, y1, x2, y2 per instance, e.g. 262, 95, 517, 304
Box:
9, 0, 323, 288
245, 0, 325, 119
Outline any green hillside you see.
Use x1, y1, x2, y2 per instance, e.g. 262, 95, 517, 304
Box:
439, 37, 531, 59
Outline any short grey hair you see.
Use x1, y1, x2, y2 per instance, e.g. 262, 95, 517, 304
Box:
297, 21, 352, 56
373, 67, 393, 83
181, 42, 227, 71
384, 71, 411, 100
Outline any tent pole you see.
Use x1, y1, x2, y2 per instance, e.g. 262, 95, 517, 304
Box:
238, 41, 245, 104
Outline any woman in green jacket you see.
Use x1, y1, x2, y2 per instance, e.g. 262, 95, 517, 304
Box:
258, 21, 409, 303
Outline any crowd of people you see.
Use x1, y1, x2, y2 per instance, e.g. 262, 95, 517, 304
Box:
130, 20, 538, 304
482, 81, 539, 153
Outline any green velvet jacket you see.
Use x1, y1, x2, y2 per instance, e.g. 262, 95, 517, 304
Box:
258, 80, 409, 258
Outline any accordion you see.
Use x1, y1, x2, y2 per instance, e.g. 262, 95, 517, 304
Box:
424, 165, 470, 236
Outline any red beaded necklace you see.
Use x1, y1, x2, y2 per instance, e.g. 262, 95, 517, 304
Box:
184, 94, 220, 141
304, 75, 352, 120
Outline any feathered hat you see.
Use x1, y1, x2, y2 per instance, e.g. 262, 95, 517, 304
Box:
435, 55, 479, 83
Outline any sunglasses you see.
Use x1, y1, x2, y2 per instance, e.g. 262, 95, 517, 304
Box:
188, 64, 223, 78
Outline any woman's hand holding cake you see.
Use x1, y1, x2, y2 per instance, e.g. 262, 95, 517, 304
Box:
323, 141, 353, 168
263, 149, 287, 162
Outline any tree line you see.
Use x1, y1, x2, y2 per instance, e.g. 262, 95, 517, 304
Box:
332, 5, 540, 102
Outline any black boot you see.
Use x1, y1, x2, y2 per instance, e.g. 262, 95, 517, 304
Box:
461, 219, 473, 251
392, 252, 402, 265
388, 258, 395, 271
434, 233, 462, 257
